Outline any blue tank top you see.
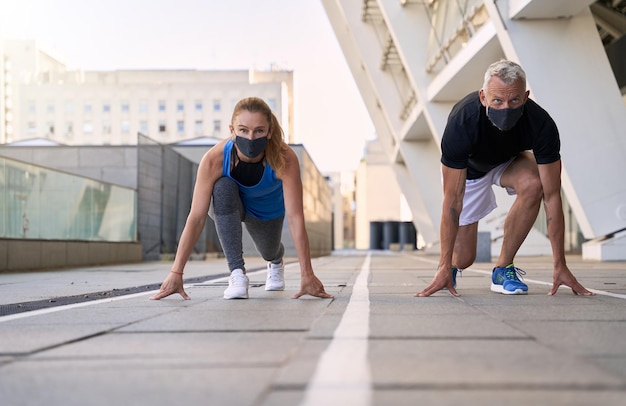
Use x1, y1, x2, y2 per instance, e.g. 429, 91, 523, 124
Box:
222, 139, 285, 220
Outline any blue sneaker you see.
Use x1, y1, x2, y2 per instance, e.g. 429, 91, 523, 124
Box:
491, 264, 528, 295
452, 267, 462, 288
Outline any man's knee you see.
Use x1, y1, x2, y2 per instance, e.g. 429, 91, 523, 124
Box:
453, 223, 478, 269
517, 174, 543, 202
453, 236, 477, 269
454, 253, 476, 270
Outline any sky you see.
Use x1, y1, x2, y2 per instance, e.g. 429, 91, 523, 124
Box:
0, 0, 375, 173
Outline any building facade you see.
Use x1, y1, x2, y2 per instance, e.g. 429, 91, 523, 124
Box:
0, 39, 295, 146
322, 0, 626, 260
355, 139, 415, 250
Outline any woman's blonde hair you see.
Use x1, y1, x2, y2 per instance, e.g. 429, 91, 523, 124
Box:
231, 97, 286, 174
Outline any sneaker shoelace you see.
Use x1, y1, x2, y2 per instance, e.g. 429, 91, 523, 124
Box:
268, 267, 282, 281
230, 273, 247, 286
504, 266, 526, 282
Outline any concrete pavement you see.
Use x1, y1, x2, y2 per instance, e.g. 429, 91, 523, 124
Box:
1, 250, 626, 405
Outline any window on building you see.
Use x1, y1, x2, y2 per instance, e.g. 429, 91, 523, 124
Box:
66, 122, 74, 137
177, 100, 184, 112
194, 120, 203, 135
139, 120, 148, 135
84, 102, 92, 114
139, 100, 148, 113
177, 120, 184, 134
158, 100, 166, 112
102, 121, 112, 135
103, 102, 111, 113
27, 121, 36, 134
65, 101, 74, 114
213, 120, 221, 134
121, 120, 130, 134
158, 121, 167, 134
46, 122, 55, 135
121, 101, 130, 114
83, 121, 93, 134
195, 100, 203, 112
27, 100, 36, 114
46, 101, 55, 114
213, 99, 221, 112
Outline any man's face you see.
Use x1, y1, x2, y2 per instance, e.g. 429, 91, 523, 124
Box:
479, 76, 529, 109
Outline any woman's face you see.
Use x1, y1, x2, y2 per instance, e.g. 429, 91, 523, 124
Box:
230, 111, 270, 140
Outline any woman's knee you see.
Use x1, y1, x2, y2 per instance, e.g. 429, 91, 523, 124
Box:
212, 177, 240, 214
260, 243, 284, 263
213, 177, 238, 195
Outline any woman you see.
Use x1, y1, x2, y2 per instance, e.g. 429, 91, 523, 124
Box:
151, 97, 333, 300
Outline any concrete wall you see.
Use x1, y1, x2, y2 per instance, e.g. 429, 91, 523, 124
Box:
136, 136, 163, 260
0, 239, 142, 272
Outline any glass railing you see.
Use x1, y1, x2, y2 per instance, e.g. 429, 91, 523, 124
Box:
0, 156, 136, 241
362, 0, 417, 120
426, 0, 488, 73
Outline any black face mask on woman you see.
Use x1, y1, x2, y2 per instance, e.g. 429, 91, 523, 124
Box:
235, 135, 268, 158
487, 104, 524, 131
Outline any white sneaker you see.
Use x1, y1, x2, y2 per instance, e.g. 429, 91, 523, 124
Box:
223, 269, 249, 299
265, 261, 285, 291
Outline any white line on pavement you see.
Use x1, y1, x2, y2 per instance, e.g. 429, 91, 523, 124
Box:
300, 253, 372, 406
0, 290, 157, 323
0, 270, 266, 323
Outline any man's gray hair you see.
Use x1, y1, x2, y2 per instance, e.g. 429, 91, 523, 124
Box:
482, 59, 526, 91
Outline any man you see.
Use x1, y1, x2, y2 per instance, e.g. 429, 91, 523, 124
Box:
416, 59, 593, 297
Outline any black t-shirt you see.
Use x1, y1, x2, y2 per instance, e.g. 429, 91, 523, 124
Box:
441, 91, 561, 180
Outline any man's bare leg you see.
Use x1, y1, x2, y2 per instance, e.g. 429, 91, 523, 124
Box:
497, 152, 543, 267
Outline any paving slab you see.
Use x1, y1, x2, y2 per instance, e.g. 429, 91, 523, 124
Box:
367, 339, 623, 387
118, 300, 333, 332
373, 390, 626, 406
0, 322, 123, 355
1, 360, 275, 406
31, 331, 303, 362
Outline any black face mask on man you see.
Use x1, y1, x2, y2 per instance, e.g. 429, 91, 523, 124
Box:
235, 135, 268, 158
487, 104, 524, 131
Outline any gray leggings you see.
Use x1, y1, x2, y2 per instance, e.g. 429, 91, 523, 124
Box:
209, 177, 284, 272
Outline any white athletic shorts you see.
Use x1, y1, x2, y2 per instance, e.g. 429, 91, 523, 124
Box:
457, 158, 516, 226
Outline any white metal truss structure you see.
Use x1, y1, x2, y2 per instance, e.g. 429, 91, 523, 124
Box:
321, 0, 626, 260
